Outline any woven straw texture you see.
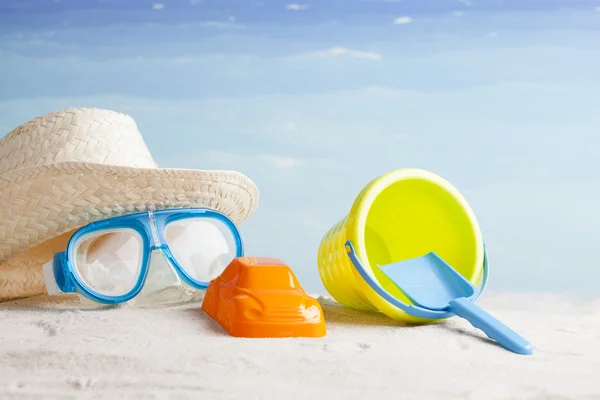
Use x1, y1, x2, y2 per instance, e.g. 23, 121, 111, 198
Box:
0, 108, 259, 301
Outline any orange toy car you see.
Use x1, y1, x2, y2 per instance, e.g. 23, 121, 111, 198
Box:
201, 257, 326, 338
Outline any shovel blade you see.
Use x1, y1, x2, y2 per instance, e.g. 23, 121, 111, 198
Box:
378, 252, 477, 310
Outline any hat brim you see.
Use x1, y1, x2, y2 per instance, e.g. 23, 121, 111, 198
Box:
0, 161, 259, 264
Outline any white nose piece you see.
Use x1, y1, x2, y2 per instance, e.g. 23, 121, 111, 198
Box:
128, 249, 195, 307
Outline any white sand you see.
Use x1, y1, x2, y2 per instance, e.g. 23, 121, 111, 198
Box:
1, 292, 599, 400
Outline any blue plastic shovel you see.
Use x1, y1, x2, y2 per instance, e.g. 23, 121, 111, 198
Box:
378, 252, 533, 355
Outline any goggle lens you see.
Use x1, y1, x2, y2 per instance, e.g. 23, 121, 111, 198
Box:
164, 217, 238, 283
73, 228, 144, 297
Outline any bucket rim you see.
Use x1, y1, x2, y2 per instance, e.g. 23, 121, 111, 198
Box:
344, 168, 486, 319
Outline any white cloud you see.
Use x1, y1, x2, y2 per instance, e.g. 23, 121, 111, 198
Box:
199, 21, 244, 30
201, 150, 304, 169
453, 10, 465, 17
393, 16, 413, 25
595, 6, 600, 12
308, 47, 382, 61
152, 3, 164, 10
286, 3, 309, 11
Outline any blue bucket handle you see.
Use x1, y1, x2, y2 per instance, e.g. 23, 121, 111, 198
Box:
344, 240, 490, 320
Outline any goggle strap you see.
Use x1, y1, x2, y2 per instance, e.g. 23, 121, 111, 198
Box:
42, 259, 63, 296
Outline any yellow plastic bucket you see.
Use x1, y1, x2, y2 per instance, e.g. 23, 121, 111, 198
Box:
317, 168, 488, 324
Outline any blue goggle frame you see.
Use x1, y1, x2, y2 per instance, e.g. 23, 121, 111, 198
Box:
49, 208, 243, 304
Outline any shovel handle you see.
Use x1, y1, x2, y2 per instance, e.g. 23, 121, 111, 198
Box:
449, 297, 533, 355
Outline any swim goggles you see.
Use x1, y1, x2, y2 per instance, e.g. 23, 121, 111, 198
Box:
42, 208, 243, 304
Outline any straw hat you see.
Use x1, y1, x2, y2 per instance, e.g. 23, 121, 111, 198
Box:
0, 107, 259, 301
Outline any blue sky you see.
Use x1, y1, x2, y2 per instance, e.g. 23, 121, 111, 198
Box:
1, 0, 599, 296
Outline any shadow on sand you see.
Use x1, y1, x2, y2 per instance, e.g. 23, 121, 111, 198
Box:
317, 296, 500, 348
1, 293, 498, 348
317, 296, 422, 328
